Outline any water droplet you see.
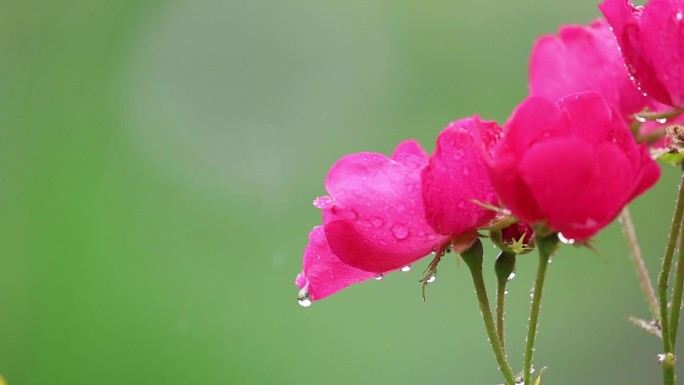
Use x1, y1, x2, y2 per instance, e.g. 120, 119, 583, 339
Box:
677, 12, 683, 21
401, 266, 411, 272
558, 232, 575, 245
313, 196, 334, 209
453, 150, 464, 159
374, 274, 384, 281
462, 167, 470, 176
427, 275, 437, 283
298, 289, 312, 307
427, 234, 436, 241
504, 289, 509, 295
530, 288, 535, 299
634, 115, 647, 123
391, 224, 409, 240
507, 272, 516, 281
371, 217, 384, 228
657, 118, 668, 124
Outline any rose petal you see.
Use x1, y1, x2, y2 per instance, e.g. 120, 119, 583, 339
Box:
296, 226, 376, 301
530, 20, 648, 118
421, 117, 500, 235
392, 139, 428, 160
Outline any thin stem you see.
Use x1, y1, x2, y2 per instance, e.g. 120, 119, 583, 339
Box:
662, 353, 676, 385
635, 107, 684, 121
494, 251, 516, 355
669, 220, 684, 347
657, 170, 684, 355
462, 240, 516, 385
496, 279, 507, 354
523, 234, 558, 385
619, 208, 660, 320
637, 127, 666, 145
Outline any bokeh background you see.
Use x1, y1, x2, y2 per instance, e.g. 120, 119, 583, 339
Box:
0, 0, 680, 384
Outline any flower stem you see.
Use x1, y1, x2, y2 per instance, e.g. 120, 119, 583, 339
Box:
662, 353, 676, 385
669, 218, 684, 347
619, 207, 660, 320
494, 251, 516, 354
462, 239, 516, 385
523, 234, 558, 385
658, 170, 684, 354
635, 107, 684, 121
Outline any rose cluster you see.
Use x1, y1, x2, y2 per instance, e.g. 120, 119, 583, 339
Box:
295, 0, 684, 304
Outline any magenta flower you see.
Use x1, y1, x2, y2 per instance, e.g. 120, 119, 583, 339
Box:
487, 92, 660, 241
421, 117, 501, 237
600, 0, 684, 107
295, 140, 450, 302
529, 19, 648, 120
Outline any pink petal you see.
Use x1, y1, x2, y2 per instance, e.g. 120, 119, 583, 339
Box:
421, 117, 500, 235
600, 0, 674, 105
639, 0, 684, 106
518, 137, 599, 239
499, 97, 570, 157
530, 20, 648, 118
322, 151, 449, 272
629, 143, 662, 199
297, 226, 376, 301
557, 92, 615, 146
392, 139, 428, 160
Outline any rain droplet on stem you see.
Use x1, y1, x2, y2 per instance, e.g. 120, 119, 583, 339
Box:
426, 274, 437, 283
507, 272, 516, 281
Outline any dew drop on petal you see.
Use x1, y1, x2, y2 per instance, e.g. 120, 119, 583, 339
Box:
313, 196, 334, 209
374, 274, 384, 281
558, 232, 575, 245
391, 224, 409, 240
401, 265, 411, 272
371, 217, 384, 228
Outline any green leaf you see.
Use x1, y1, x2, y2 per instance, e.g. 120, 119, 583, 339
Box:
532, 367, 547, 385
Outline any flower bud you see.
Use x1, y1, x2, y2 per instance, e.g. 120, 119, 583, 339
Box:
491, 222, 535, 254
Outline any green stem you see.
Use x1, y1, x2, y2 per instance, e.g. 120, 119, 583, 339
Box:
635, 107, 684, 121
619, 208, 660, 321
662, 353, 676, 385
523, 234, 558, 385
658, 170, 684, 355
462, 240, 516, 385
494, 251, 516, 355
669, 219, 684, 348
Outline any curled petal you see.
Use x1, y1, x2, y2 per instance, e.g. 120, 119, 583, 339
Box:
296, 226, 376, 301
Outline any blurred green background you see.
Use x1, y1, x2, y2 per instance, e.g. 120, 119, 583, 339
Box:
0, 0, 679, 384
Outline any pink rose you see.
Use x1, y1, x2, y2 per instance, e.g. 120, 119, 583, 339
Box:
487, 92, 660, 241
529, 19, 649, 121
